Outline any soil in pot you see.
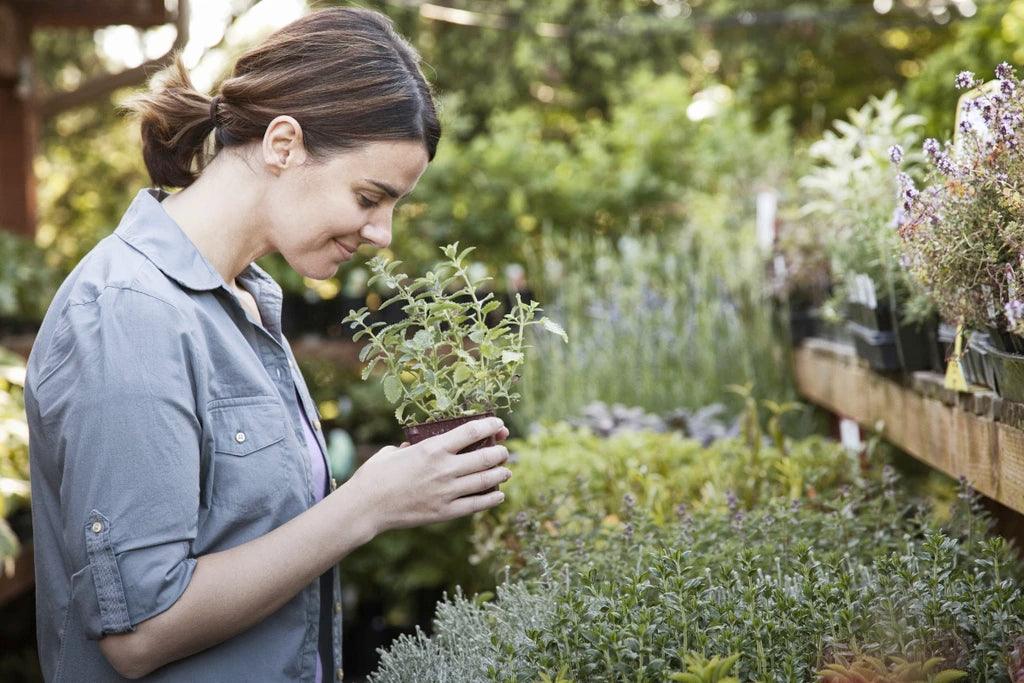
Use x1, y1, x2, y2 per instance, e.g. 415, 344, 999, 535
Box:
403, 412, 499, 492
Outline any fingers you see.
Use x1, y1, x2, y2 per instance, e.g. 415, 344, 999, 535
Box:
429, 416, 504, 453
445, 489, 506, 519
450, 464, 511, 499
495, 427, 510, 442
448, 444, 509, 478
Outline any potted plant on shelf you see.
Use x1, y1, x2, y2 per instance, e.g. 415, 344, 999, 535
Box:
343, 243, 568, 453
896, 63, 1024, 397
798, 91, 940, 372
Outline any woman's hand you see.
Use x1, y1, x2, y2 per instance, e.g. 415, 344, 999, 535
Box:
341, 416, 511, 537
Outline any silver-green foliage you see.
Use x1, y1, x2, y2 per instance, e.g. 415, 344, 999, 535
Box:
516, 230, 789, 429
372, 485, 1024, 682
344, 243, 567, 426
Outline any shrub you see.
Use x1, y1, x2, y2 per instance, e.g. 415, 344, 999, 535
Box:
374, 486, 1024, 682
471, 414, 864, 573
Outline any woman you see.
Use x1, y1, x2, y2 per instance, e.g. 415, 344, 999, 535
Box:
24, 7, 511, 681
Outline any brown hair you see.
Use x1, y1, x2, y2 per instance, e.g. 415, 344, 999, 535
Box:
127, 7, 441, 188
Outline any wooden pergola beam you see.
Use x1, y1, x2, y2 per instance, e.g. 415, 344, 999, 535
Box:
0, 0, 185, 236
0, 3, 36, 236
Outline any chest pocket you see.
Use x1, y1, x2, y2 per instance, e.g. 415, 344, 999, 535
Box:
207, 398, 289, 514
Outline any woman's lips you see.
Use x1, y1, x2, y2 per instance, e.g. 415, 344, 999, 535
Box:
333, 238, 353, 260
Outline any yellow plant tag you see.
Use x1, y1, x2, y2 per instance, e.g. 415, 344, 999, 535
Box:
944, 324, 969, 392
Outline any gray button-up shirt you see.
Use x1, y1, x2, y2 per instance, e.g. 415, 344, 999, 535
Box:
25, 188, 344, 681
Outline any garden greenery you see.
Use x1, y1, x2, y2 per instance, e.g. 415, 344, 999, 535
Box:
373, 484, 1024, 682
515, 229, 791, 429
471, 416, 863, 571
0, 347, 30, 573
796, 91, 929, 321
897, 63, 1024, 333
344, 244, 567, 427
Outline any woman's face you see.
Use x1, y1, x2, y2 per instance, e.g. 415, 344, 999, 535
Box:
262, 135, 430, 280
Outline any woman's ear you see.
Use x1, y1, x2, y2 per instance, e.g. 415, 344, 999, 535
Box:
262, 115, 308, 174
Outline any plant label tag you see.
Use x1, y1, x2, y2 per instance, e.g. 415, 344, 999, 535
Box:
756, 190, 778, 251
944, 324, 969, 392
839, 418, 862, 453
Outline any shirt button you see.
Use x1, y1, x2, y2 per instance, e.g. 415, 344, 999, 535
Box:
313, 419, 322, 432
336, 668, 344, 680
234, 431, 247, 444
334, 600, 342, 614
90, 521, 103, 534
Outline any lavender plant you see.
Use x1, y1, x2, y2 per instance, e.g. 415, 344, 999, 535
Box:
896, 63, 1024, 334
343, 244, 567, 427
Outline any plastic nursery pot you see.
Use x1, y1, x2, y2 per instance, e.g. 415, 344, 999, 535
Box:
962, 332, 997, 391
845, 300, 896, 332
987, 327, 1024, 356
891, 316, 939, 373
846, 321, 900, 372
403, 412, 499, 492
937, 322, 958, 371
980, 340, 1024, 402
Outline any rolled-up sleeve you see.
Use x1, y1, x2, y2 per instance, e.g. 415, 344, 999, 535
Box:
34, 287, 201, 640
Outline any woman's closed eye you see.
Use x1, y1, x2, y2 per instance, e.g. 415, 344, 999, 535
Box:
357, 194, 380, 209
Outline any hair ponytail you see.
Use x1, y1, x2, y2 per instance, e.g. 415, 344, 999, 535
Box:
126, 7, 441, 189
126, 54, 218, 188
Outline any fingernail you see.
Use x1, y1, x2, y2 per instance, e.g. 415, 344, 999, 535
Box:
497, 492, 505, 502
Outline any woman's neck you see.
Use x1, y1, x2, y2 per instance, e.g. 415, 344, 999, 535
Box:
160, 150, 272, 287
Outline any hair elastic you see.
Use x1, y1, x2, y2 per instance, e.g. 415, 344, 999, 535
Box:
209, 95, 222, 128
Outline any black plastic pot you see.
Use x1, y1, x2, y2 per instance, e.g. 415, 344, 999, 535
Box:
984, 341, 1024, 402
987, 328, 1024, 356
895, 316, 940, 373
787, 304, 822, 345
937, 322, 958, 369
846, 300, 896, 332
847, 321, 901, 371
962, 332, 997, 390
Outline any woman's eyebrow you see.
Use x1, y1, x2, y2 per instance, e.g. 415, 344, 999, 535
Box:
363, 178, 409, 199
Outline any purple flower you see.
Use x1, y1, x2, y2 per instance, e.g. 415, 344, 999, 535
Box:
934, 152, 958, 177
959, 119, 973, 134
726, 490, 738, 512
997, 62, 1015, 81
955, 70, 977, 89
923, 138, 941, 158
888, 144, 904, 165
1002, 79, 1017, 97
1006, 299, 1024, 328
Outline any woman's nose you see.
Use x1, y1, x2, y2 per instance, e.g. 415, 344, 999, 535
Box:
360, 217, 392, 249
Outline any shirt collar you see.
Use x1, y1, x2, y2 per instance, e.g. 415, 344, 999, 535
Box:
113, 188, 280, 298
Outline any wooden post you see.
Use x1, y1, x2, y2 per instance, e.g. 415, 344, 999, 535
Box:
0, 2, 36, 237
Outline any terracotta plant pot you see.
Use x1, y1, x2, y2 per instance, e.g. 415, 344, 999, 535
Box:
403, 412, 498, 493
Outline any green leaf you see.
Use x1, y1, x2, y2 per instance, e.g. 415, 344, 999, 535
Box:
501, 350, 523, 364
454, 365, 473, 384
540, 317, 569, 342
382, 375, 403, 404
358, 344, 374, 362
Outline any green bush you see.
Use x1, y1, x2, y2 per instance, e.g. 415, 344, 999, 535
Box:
0, 347, 30, 570
374, 487, 1024, 682
472, 413, 864, 572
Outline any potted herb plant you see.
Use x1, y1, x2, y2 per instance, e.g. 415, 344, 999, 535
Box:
897, 63, 1024, 397
343, 243, 568, 453
798, 91, 940, 372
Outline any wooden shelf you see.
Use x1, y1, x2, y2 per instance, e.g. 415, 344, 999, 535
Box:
794, 338, 1024, 515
